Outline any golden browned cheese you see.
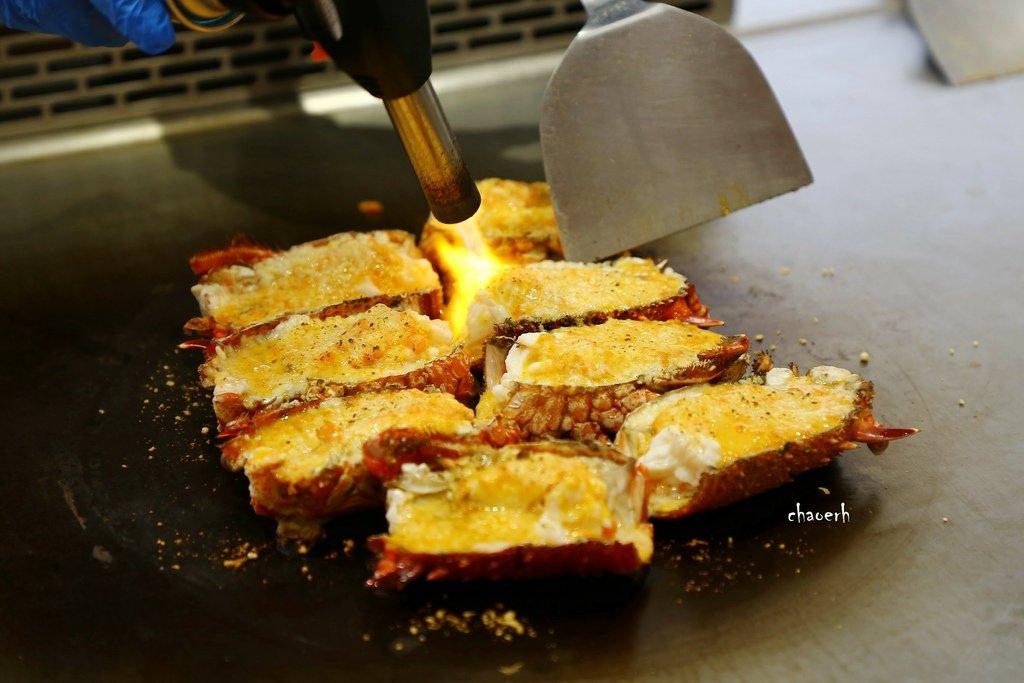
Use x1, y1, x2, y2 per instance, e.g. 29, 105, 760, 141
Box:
202, 305, 456, 405
616, 366, 862, 515
193, 231, 440, 329
502, 319, 733, 388
480, 258, 683, 321
473, 388, 501, 425
422, 178, 560, 263
464, 257, 687, 360
385, 448, 651, 560
229, 390, 475, 483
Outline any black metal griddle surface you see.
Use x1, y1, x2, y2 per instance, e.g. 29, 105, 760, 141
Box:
2, 9, 1023, 682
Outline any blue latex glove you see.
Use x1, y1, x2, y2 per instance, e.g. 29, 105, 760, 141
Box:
0, 0, 175, 54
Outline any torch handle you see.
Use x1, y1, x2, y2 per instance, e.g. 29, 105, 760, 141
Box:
295, 0, 433, 100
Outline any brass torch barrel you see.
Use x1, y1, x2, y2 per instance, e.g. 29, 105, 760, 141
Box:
384, 81, 481, 224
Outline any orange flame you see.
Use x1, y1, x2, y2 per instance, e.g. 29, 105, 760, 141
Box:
429, 225, 508, 340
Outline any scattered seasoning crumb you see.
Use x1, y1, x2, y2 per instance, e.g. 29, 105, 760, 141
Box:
754, 333, 764, 342
812, 317, 819, 324
98, 408, 106, 415
362, 633, 371, 642
799, 338, 808, 346
972, 340, 980, 347
357, 199, 384, 218
165, 380, 176, 387
482, 609, 526, 640
220, 541, 265, 569
404, 606, 537, 643
819, 487, 831, 495
821, 267, 835, 277
779, 266, 791, 276
499, 662, 525, 676
769, 344, 777, 352
92, 545, 114, 564
948, 347, 955, 356
958, 399, 966, 407
729, 275, 740, 284
200, 426, 209, 435
859, 351, 870, 364
942, 517, 950, 523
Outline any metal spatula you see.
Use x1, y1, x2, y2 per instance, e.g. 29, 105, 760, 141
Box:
907, 0, 1024, 85
541, 0, 812, 262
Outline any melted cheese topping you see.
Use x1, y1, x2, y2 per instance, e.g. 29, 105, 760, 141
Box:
231, 390, 474, 482
203, 305, 456, 404
464, 257, 686, 360
473, 388, 501, 425
502, 319, 729, 388
194, 231, 440, 328
424, 178, 558, 248
386, 449, 650, 558
472, 178, 556, 240
617, 366, 861, 512
477, 257, 684, 320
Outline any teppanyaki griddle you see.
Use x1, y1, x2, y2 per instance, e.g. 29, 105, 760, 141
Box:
2, 7, 1023, 681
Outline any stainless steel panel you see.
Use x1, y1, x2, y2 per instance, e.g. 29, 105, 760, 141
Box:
0, 1, 732, 139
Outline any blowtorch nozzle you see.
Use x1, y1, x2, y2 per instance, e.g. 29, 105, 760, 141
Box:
385, 82, 481, 224
167, 0, 481, 223
295, 0, 480, 224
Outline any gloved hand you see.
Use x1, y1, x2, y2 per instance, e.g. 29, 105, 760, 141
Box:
0, 0, 175, 55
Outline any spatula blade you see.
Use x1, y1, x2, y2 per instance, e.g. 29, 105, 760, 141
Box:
541, 3, 812, 262
908, 0, 1024, 85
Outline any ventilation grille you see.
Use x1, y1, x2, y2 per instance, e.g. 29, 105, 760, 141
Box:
0, 1, 731, 139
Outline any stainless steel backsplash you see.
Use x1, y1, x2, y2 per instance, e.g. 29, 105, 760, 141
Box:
0, 0, 731, 139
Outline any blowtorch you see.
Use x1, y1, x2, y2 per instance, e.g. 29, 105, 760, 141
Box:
165, 0, 481, 224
